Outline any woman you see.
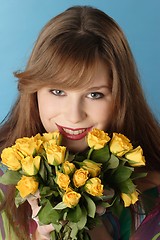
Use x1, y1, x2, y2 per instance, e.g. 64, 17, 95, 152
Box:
0, 5, 160, 240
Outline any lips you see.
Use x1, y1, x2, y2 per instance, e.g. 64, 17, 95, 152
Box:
56, 124, 92, 140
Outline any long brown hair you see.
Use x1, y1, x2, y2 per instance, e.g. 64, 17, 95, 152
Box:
0, 5, 160, 239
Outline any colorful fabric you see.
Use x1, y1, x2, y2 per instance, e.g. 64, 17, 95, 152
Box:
119, 186, 160, 240
102, 212, 120, 240
131, 205, 160, 240
119, 207, 132, 240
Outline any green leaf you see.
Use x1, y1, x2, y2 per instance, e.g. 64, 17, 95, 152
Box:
83, 194, 96, 218
90, 145, 110, 163
15, 191, 27, 207
40, 186, 58, 197
52, 223, 62, 233
111, 165, 133, 183
110, 196, 124, 218
131, 171, 147, 180
43, 157, 53, 174
62, 224, 71, 239
74, 153, 86, 163
38, 200, 61, 224
40, 186, 52, 195
0, 171, 21, 185
50, 231, 57, 240
38, 159, 48, 182
118, 178, 135, 193
101, 202, 112, 208
67, 204, 82, 223
77, 206, 87, 230
119, 157, 128, 163
53, 202, 68, 210
107, 154, 119, 169
69, 222, 78, 240
101, 196, 117, 209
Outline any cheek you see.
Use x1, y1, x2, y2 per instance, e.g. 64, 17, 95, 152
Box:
37, 95, 53, 127
38, 94, 56, 119
39, 104, 59, 124
94, 103, 114, 131
38, 98, 48, 120
92, 101, 113, 121
38, 102, 58, 132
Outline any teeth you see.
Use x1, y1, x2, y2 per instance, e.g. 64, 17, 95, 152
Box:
63, 128, 86, 135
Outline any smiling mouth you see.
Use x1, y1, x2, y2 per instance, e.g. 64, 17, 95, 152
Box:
63, 128, 86, 135
56, 124, 92, 140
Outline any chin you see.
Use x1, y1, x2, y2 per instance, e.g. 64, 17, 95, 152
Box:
62, 138, 88, 153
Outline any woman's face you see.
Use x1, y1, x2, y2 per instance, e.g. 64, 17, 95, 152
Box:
37, 61, 114, 152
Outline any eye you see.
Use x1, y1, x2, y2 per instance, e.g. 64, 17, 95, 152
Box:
50, 89, 66, 96
87, 92, 104, 99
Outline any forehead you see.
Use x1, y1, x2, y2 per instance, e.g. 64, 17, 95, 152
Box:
46, 58, 112, 91
91, 60, 111, 83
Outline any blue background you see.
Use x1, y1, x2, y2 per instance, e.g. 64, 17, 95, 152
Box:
0, 0, 160, 122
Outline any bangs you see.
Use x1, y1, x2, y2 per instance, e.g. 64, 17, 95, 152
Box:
17, 32, 107, 92
45, 35, 101, 89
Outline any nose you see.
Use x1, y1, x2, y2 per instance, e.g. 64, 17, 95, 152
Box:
64, 98, 87, 124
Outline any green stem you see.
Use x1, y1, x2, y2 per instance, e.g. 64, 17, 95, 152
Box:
55, 165, 59, 173
87, 148, 94, 159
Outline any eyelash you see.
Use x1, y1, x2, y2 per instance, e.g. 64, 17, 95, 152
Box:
87, 92, 104, 100
50, 89, 65, 96
50, 89, 104, 100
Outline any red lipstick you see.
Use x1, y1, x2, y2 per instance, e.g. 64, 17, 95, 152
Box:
56, 124, 92, 140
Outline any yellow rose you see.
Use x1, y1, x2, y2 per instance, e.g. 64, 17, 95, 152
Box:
85, 177, 103, 196
56, 172, 70, 190
121, 191, 139, 207
42, 131, 61, 145
87, 128, 110, 150
110, 133, 133, 157
21, 155, 41, 175
62, 161, 76, 175
33, 133, 43, 141
1, 147, 23, 170
63, 188, 81, 208
82, 159, 101, 177
16, 175, 39, 198
15, 136, 42, 156
73, 168, 89, 188
45, 144, 66, 166
125, 146, 145, 167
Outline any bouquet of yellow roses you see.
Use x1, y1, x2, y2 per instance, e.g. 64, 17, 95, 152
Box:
0, 128, 146, 240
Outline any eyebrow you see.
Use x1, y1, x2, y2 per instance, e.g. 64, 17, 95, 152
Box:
86, 85, 111, 91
